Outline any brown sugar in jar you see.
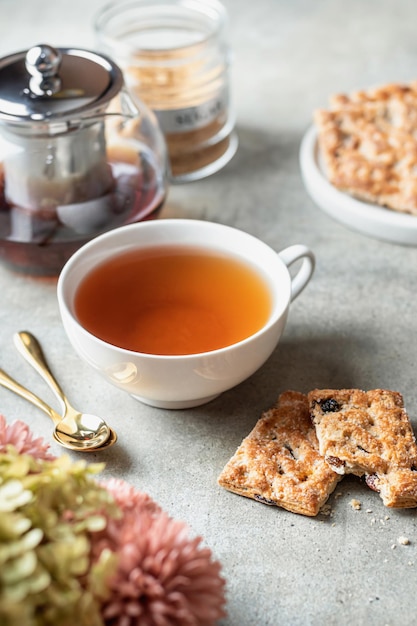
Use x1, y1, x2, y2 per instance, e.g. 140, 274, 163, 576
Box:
95, 0, 238, 183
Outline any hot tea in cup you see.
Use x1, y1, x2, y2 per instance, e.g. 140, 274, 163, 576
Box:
74, 245, 273, 356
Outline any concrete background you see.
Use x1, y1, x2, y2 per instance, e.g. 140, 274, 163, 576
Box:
0, 1, 417, 624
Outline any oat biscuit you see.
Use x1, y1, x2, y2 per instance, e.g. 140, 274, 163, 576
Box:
217, 391, 342, 517
308, 388, 417, 508
314, 82, 417, 214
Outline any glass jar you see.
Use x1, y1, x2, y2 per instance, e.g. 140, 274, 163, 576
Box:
94, 0, 238, 183
0, 44, 168, 276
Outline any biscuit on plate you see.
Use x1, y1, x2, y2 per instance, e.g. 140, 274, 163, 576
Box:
308, 388, 417, 508
217, 390, 342, 517
314, 82, 417, 215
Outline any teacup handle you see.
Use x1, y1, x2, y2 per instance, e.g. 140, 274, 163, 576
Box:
278, 244, 315, 302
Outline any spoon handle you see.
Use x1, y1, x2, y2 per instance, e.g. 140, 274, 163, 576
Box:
14, 331, 68, 414
0, 367, 62, 426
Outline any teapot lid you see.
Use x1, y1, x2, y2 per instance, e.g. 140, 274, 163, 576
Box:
0, 44, 124, 124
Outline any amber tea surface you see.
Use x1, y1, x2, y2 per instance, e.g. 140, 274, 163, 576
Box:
74, 245, 273, 355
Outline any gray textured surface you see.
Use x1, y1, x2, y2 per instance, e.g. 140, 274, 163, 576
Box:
1, 1, 417, 625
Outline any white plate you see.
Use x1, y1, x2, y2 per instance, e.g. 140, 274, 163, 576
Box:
299, 125, 417, 245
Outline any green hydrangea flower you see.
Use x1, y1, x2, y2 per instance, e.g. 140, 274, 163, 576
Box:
0, 446, 119, 626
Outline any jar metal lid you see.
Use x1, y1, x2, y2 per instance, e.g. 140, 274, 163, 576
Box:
0, 44, 124, 124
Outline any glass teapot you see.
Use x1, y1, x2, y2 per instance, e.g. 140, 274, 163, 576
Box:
0, 44, 168, 275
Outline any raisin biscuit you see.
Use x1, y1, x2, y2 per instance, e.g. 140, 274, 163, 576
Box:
308, 388, 417, 508
314, 82, 417, 215
217, 391, 342, 517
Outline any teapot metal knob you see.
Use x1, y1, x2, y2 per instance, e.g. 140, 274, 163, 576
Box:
25, 44, 62, 96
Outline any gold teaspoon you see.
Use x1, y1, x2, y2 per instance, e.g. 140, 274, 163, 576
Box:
0, 366, 117, 451
11, 331, 116, 451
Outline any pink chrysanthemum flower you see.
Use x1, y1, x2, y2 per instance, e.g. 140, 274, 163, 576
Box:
102, 478, 162, 517
92, 479, 227, 626
0, 413, 55, 460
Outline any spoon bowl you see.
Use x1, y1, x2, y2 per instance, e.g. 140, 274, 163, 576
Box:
10, 331, 115, 451
53, 425, 118, 451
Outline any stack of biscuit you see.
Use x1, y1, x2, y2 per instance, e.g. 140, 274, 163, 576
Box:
314, 82, 417, 215
217, 388, 417, 516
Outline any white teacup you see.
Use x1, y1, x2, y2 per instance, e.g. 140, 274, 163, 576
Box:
57, 219, 315, 409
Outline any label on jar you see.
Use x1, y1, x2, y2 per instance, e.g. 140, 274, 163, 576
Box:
154, 92, 229, 134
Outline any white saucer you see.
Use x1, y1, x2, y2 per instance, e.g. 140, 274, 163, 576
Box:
299, 125, 417, 245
